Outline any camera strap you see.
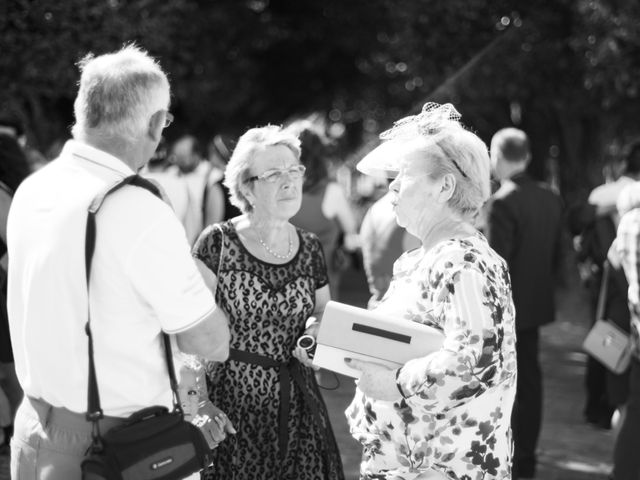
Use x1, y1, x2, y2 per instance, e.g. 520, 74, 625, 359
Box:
84, 175, 183, 448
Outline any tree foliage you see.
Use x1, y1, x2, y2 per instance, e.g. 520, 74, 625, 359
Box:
1, 0, 639, 198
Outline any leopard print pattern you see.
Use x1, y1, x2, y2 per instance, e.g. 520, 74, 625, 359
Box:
193, 221, 345, 480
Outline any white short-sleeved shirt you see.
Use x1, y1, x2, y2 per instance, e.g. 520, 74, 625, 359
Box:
588, 176, 636, 226
7, 140, 216, 417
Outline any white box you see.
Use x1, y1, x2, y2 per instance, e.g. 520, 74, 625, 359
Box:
313, 301, 445, 378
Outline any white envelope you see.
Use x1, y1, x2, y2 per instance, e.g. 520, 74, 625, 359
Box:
313, 301, 445, 378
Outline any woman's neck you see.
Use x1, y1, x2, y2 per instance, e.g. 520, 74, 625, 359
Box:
249, 215, 290, 243
415, 214, 474, 253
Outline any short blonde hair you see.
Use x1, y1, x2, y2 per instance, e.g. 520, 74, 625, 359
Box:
72, 45, 170, 144
413, 125, 491, 217
224, 125, 301, 213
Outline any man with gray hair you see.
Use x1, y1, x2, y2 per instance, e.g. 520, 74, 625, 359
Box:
486, 127, 564, 479
6, 45, 231, 479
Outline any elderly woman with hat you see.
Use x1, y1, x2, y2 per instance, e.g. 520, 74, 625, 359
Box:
345, 103, 517, 480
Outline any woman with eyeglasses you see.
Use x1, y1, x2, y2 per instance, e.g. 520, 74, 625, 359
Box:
191, 125, 344, 480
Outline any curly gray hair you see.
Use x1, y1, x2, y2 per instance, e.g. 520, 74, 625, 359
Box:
224, 125, 301, 213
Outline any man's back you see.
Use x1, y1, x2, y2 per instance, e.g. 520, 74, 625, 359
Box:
487, 173, 563, 330
7, 141, 215, 416
7, 45, 232, 480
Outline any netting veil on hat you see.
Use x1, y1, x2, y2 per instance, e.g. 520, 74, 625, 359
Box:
380, 102, 462, 141
356, 102, 466, 177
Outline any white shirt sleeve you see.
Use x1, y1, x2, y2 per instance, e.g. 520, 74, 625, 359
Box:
589, 178, 633, 208
126, 210, 216, 334
323, 182, 360, 250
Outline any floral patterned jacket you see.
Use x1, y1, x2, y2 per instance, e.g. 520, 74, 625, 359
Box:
346, 233, 517, 480
615, 208, 640, 359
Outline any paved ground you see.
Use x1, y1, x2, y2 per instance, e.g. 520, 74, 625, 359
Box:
0, 256, 617, 480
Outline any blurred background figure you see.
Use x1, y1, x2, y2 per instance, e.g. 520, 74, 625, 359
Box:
0, 110, 47, 172
567, 143, 640, 432
0, 128, 31, 452
0, 111, 26, 148
288, 120, 360, 300
143, 136, 190, 226
486, 127, 564, 479
588, 143, 640, 223
168, 134, 226, 245
359, 185, 419, 309
208, 133, 242, 221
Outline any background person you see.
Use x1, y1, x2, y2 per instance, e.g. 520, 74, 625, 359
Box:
485, 127, 564, 479
143, 136, 190, 222
0, 110, 47, 172
168, 135, 226, 245
288, 120, 360, 299
566, 145, 640, 431
6, 46, 231, 480
207, 133, 242, 221
0, 132, 31, 450
192, 125, 344, 480
346, 103, 517, 480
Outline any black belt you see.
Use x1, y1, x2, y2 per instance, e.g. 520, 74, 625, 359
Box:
228, 348, 328, 463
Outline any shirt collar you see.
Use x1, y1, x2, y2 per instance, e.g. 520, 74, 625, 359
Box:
61, 140, 136, 177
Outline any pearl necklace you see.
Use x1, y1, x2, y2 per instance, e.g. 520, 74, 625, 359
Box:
255, 227, 293, 260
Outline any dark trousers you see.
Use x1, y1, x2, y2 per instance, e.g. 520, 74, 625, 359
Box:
512, 328, 542, 478
613, 358, 640, 480
584, 355, 615, 426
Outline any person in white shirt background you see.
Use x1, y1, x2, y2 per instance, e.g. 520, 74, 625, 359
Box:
167, 135, 226, 245
288, 119, 360, 299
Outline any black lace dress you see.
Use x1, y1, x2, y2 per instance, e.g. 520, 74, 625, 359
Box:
193, 221, 345, 480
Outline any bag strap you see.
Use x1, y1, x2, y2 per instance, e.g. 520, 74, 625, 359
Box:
214, 224, 224, 296
201, 164, 215, 227
85, 175, 183, 433
596, 260, 611, 321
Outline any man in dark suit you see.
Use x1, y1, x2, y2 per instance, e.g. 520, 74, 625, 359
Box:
486, 128, 564, 479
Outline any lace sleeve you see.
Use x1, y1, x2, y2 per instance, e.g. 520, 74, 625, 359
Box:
307, 231, 329, 290
192, 223, 224, 276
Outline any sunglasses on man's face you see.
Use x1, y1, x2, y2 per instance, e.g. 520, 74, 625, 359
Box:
246, 165, 306, 184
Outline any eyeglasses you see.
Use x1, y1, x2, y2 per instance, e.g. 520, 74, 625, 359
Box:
163, 111, 174, 129
246, 165, 306, 183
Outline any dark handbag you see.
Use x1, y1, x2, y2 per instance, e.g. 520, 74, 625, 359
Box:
80, 176, 213, 480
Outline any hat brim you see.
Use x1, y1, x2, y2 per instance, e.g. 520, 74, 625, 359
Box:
357, 139, 418, 178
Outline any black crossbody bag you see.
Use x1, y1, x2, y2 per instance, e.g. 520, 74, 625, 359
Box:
81, 175, 213, 480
